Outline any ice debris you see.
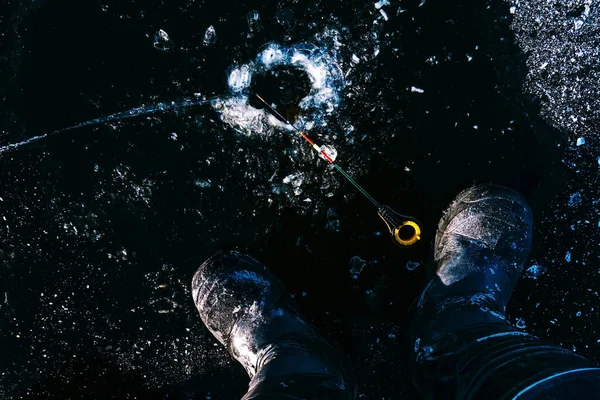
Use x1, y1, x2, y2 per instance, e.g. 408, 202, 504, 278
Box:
153, 29, 170, 51
568, 192, 582, 206
576, 137, 585, 146
525, 265, 547, 280
374, 0, 390, 9
411, 86, 425, 93
405, 261, 420, 271
516, 318, 527, 329
565, 251, 572, 262
193, 179, 212, 188
318, 145, 338, 162
203, 25, 217, 46
349, 256, 367, 278
247, 11, 262, 33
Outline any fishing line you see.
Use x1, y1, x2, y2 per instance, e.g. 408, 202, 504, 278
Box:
0, 97, 216, 154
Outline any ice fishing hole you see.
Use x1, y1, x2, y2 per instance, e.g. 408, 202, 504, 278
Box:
249, 66, 311, 122
398, 224, 416, 241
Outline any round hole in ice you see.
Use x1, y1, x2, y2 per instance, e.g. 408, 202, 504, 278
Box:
248, 66, 312, 123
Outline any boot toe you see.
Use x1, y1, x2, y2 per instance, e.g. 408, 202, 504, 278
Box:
434, 184, 533, 286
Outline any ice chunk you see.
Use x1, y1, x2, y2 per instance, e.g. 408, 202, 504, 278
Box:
193, 179, 212, 188
525, 265, 547, 280
576, 137, 585, 146
283, 172, 304, 188
565, 251, 572, 262
405, 261, 420, 271
374, 0, 390, 9
318, 145, 337, 162
568, 192, 582, 206
509, 6, 516, 14
153, 29, 170, 51
411, 86, 425, 93
349, 256, 367, 278
326, 208, 340, 233
228, 65, 252, 93
203, 25, 217, 46
247, 11, 262, 33
379, 9, 389, 20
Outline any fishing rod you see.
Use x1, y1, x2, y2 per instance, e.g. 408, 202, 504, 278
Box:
255, 94, 422, 248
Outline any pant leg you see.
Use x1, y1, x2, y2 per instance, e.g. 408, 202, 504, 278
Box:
241, 336, 354, 400
410, 275, 600, 400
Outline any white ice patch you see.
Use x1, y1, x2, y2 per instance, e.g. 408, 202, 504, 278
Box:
215, 40, 345, 135
228, 65, 252, 93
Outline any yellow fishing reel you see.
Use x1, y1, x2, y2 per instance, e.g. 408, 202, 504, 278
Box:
377, 205, 422, 247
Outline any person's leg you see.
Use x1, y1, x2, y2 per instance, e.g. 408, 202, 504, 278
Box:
191, 251, 356, 399
410, 184, 600, 400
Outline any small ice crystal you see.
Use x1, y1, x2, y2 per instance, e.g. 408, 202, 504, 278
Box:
379, 9, 389, 20
411, 86, 425, 93
516, 318, 526, 329
194, 179, 212, 188
525, 265, 547, 280
318, 145, 337, 162
405, 261, 420, 271
153, 29, 170, 51
568, 192, 582, 207
565, 251, 572, 262
203, 25, 217, 46
349, 256, 367, 278
576, 137, 585, 146
351, 54, 360, 64
509, 6, 516, 14
283, 172, 304, 187
374, 0, 390, 9
247, 11, 262, 33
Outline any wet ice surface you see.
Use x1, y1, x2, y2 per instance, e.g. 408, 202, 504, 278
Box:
0, 0, 599, 398
506, 0, 600, 363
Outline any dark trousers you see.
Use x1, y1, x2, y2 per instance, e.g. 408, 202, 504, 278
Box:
241, 275, 600, 399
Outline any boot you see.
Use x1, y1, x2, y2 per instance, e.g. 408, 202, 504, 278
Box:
192, 251, 356, 399
411, 184, 598, 400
